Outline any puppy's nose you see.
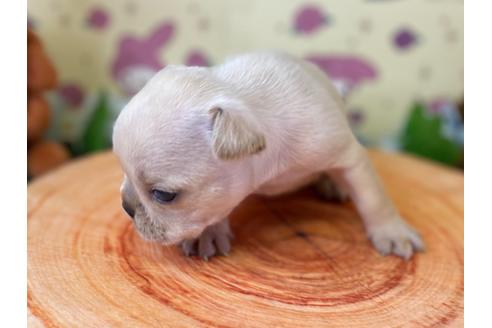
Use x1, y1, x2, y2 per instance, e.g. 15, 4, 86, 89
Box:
122, 201, 135, 219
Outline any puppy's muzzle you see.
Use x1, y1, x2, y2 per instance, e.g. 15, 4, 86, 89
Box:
122, 200, 135, 219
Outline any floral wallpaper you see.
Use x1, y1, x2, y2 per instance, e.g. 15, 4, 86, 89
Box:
27, 0, 463, 161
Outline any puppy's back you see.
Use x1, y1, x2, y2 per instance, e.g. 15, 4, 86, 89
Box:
212, 51, 345, 121
212, 51, 354, 168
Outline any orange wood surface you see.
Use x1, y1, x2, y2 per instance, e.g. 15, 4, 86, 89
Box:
27, 150, 464, 327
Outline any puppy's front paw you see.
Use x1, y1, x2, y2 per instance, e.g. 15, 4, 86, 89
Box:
179, 218, 233, 260
368, 219, 425, 260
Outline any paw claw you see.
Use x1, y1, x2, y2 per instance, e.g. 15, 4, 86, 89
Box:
393, 240, 412, 260
371, 237, 392, 256
179, 240, 197, 257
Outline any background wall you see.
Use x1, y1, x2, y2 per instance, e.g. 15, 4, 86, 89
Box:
27, 0, 464, 161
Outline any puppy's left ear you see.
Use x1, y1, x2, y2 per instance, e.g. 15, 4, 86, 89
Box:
208, 102, 266, 160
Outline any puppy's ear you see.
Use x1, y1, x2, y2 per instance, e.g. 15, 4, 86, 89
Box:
209, 105, 266, 160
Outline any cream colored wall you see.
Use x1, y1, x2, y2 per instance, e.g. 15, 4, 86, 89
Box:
28, 0, 463, 145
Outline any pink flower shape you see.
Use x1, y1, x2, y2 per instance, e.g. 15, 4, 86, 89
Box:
305, 55, 377, 89
87, 7, 110, 29
58, 83, 85, 108
294, 5, 329, 35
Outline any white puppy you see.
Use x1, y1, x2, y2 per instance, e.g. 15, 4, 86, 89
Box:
112, 52, 424, 260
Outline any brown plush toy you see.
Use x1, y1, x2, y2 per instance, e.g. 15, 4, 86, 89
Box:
27, 28, 70, 178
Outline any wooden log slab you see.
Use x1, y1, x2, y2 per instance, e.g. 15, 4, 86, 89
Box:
28, 150, 464, 327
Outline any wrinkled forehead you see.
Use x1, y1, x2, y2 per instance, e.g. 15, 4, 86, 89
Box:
116, 126, 215, 192
113, 90, 210, 156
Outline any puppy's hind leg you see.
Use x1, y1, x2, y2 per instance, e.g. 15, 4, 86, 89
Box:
328, 145, 425, 260
314, 173, 349, 202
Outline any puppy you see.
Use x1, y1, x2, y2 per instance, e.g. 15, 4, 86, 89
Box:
112, 52, 424, 260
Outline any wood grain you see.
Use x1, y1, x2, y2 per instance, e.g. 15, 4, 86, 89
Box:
27, 150, 463, 327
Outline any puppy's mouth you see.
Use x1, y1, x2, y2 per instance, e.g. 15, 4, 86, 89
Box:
132, 211, 170, 243
132, 213, 206, 245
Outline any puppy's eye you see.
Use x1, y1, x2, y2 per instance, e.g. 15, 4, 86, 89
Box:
151, 189, 177, 203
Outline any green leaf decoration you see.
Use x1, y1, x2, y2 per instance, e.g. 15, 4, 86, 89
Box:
400, 102, 462, 166
81, 92, 110, 153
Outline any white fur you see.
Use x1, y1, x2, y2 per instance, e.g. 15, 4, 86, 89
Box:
113, 51, 424, 259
